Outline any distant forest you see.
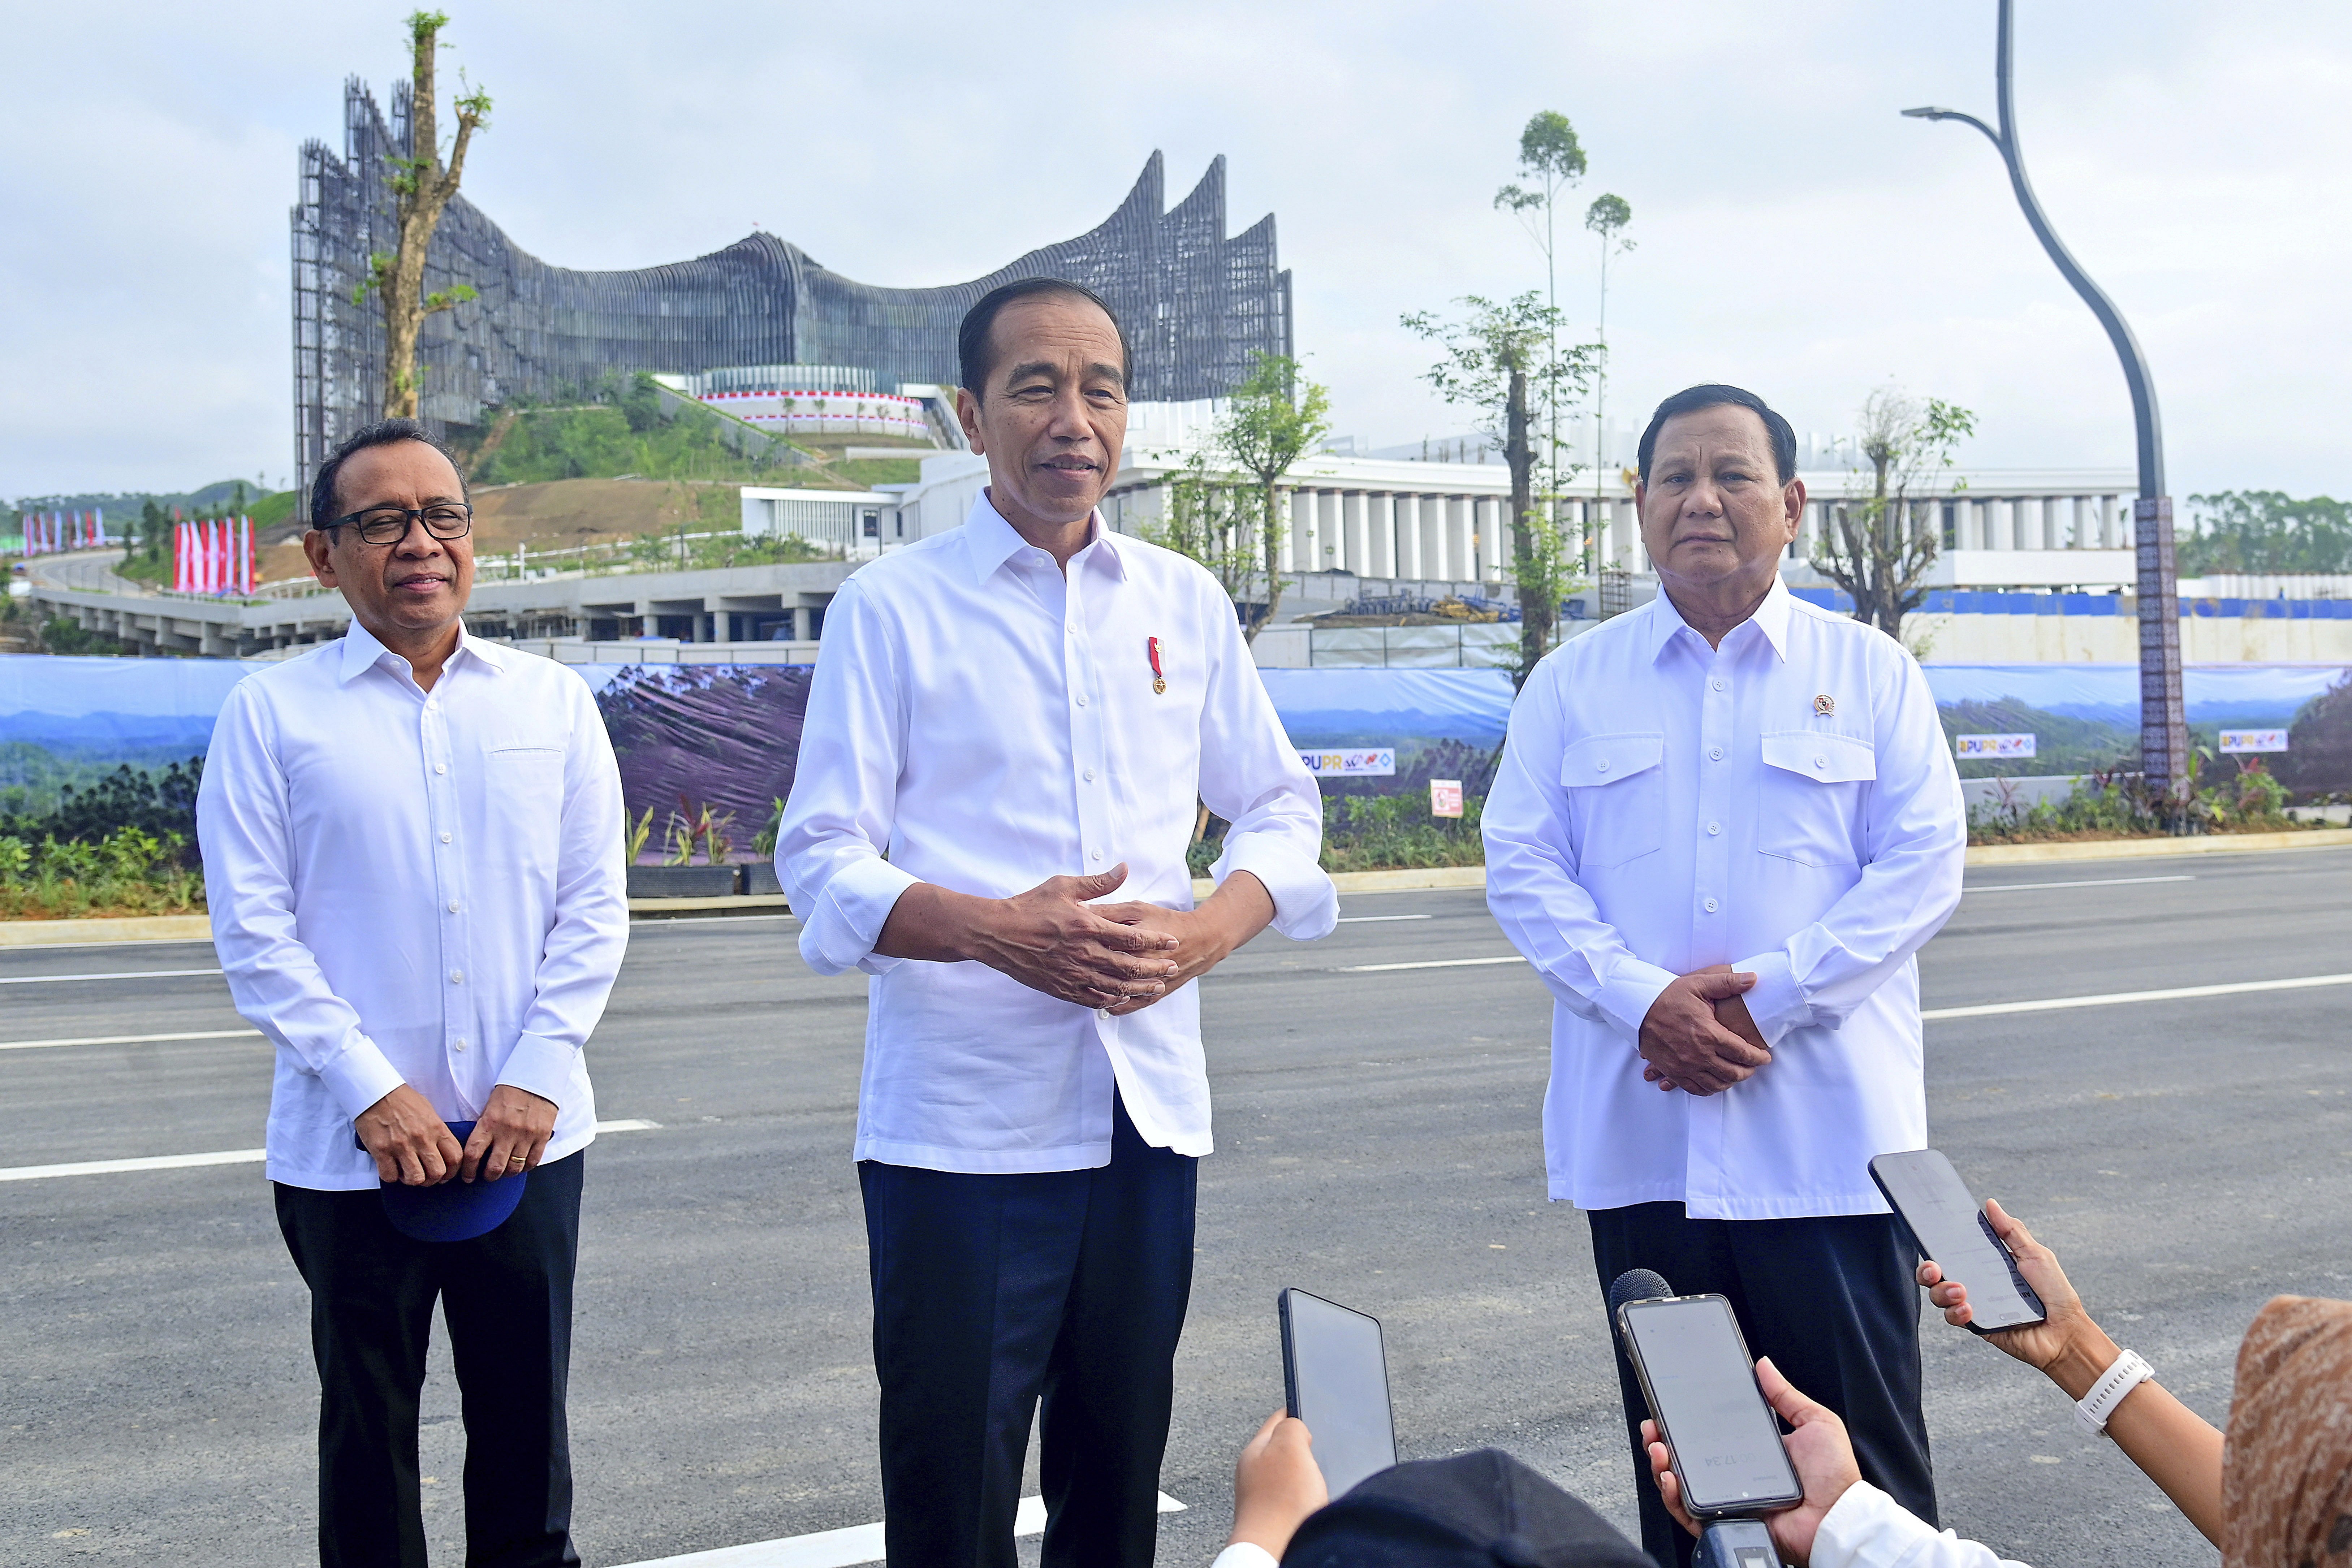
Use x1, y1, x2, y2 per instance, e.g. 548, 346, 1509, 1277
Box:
2181, 491, 2352, 576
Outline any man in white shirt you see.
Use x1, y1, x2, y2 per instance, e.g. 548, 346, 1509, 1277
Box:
777, 278, 1337, 1567
198, 420, 628, 1568
1483, 386, 1965, 1567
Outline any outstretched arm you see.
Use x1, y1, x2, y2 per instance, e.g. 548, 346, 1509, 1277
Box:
1922, 1199, 2223, 1545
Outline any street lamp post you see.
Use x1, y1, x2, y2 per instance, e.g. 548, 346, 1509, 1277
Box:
1903, 0, 2187, 810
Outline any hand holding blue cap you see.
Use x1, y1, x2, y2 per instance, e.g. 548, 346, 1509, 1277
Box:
356, 1120, 528, 1242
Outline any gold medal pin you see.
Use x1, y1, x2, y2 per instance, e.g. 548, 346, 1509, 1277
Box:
1148, 636, 1168, 695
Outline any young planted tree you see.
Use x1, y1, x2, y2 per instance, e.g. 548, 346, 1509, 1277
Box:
1402, 293, 1592, 685
1813, 387, 1975, 647
1583, 193, 1634, 568
1213, 352, 1331, 641
1494, 113, 1587, 505
356, 11, 492, 420
1143, 449, 1257, 608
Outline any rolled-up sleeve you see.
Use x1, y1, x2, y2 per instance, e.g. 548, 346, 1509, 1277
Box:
776, 579, 921, 976
1483, 659, 1676, 1041
1732, 652, 1966, 1044
1198, 588, 1336, 941
498, 677, 631, 1104
197, 683, 406, 1120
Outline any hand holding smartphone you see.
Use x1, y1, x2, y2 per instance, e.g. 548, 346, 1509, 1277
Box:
1868, 1150, 2047, 1335
1616, 1295, 1803, 1517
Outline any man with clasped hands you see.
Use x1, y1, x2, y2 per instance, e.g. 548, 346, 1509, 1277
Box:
777, 277, 1336, 1568
1483, 385, 1966, 1567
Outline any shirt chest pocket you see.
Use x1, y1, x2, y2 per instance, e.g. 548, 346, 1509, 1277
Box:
1757, 730, 1874, 867
1559, 731, 1665, 872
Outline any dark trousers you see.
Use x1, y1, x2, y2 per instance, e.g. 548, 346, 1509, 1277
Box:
274, 1152, 585, 1568
1586, 1202, 1934, 1568
859, 1093, 1198, 1568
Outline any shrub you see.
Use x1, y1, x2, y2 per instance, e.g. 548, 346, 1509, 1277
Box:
0, 826, 204, 919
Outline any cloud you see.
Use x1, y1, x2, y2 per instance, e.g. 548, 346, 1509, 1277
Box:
7, 0, 2350, 502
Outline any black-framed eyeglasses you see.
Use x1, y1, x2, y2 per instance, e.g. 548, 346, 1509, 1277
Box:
326, 504, 474, 545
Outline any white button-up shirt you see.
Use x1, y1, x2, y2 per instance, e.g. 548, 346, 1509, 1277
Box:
777, 493, 1337, 1174
1483, 580, 1964, 1220
197, 623, 629, 1191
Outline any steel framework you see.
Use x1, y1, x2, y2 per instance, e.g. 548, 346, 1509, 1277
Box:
292, 81, 1293, 497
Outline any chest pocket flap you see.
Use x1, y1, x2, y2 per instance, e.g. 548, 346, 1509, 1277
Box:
1559, 731, 1665, 788
1761, 730, 1876, 784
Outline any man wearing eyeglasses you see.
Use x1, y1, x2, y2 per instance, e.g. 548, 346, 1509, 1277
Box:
197, 418, 628, 1568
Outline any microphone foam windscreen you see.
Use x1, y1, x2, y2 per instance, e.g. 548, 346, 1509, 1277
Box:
1607, 1268, 1674, 1317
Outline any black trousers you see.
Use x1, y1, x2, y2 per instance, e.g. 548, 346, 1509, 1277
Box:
1586, 1202, 1934, 1568
274, 1152, 585, 1568
859, 1093, 1198, 1568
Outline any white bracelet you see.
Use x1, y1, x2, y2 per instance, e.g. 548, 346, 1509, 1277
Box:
2073, 1348, 2154, 1438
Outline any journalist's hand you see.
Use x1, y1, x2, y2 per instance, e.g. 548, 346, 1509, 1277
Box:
354, 1083, 464, 1186
1643, 1357, 1859, 1568
877, 866, 1181, 1008
1230, 1411, 1328, 1559
1917, 1198, 2120, 1396
1637, 969, 1768, 1095
459, 1084, 558, 1183
1094, 870, 1274, 1015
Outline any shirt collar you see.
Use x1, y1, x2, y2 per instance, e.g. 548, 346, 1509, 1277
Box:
1645, 575, 1795, 664
336, 618, 505, 684
962, 489, 1126, 585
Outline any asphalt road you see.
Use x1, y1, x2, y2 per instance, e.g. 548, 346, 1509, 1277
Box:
5, 846, 2349, 1567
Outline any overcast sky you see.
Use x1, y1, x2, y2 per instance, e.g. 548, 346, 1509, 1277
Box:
7, 0, 2348, 504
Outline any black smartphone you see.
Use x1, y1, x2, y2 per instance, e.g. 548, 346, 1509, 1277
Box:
1278, 1288, 1397, 1498
1868, 1149, 2047, 1335
1615, 1295, 1803, 1518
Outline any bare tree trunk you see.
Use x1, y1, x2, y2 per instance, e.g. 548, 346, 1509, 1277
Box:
1505, 367, 1550, 677
377, 16, 487, 421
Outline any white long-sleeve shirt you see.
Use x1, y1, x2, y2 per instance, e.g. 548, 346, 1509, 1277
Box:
1814, 1482, 2033, 1568
776, 493, 1337, 1174
1483, 579, 1965, 1219
196, 623, 629, 1191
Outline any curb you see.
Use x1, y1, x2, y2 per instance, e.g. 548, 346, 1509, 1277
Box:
628, 894, 794, 917
1963, 827, 2352, 865
0, 914, 212, 948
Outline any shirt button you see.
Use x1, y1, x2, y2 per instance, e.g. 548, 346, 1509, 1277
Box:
448, 969, 463, 984
447, 900, 460, 913
453, 1038, 468, 1052
1814, 755, 1828, 769
1709, 747, 1725, 761
1095, 1007, 1110, 1020
1704, 898, 1719, 913
1596, 759, 1611, 772
1083, 769, 1096, 782
1076, 695, 1088, 707
435, 763, 447, 774
1712, 678, 1727, 692
1707, 821, 1721, 835
1091, 848, 1103, 861
440, 833, 453, 844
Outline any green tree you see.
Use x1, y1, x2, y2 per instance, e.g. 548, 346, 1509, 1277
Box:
355, 12, 491, 420
1812, 387, 1975, 647
1403, 293, 1593, 684
2179, 492, 2352, 576
1142, 449, 1257, 609
1582, 192, 1634, 569
1212, 352, 1332, 640
1494, 112, 1587, 509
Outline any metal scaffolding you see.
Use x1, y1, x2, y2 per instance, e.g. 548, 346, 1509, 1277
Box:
292, 81, 1293, 498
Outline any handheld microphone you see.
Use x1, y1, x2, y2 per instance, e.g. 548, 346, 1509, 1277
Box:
1607, 1269, 1780, 1568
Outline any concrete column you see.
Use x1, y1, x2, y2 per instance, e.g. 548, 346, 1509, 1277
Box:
1396, 494, 1421, 581
1425, 494, 1451, 583
2103, 493, 2123, 549
1477, 497, 1501, 580
1371, 494, 1396, 579
1343, 492, 1365, 575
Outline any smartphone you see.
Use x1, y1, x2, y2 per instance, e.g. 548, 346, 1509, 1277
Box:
1616, 1295, 1803, 1517
1868, 1149, 2047, 1335
1278, 1288, 1398, 1498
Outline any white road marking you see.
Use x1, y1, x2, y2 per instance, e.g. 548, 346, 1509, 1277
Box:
1964, 874, 2195, 893
0, 967, 223, 985
0, 1119, 664, 1183
0, 1028, 263, 1052
1341, 955, 1529, 973
633, 914, 800, 926
1923, 972, 2352, 1021
1336, 914, 1433, 923
609, 1493, 1186, 1568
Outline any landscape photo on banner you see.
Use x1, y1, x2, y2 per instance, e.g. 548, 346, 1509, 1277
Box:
7, 658, 2351, 851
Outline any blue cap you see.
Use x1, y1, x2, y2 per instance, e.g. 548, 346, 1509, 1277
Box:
367, 1119, 529, 1242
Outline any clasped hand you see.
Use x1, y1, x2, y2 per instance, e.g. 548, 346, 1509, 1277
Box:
1637, 965, 1770, 1095
355, 1081, 558, 1186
